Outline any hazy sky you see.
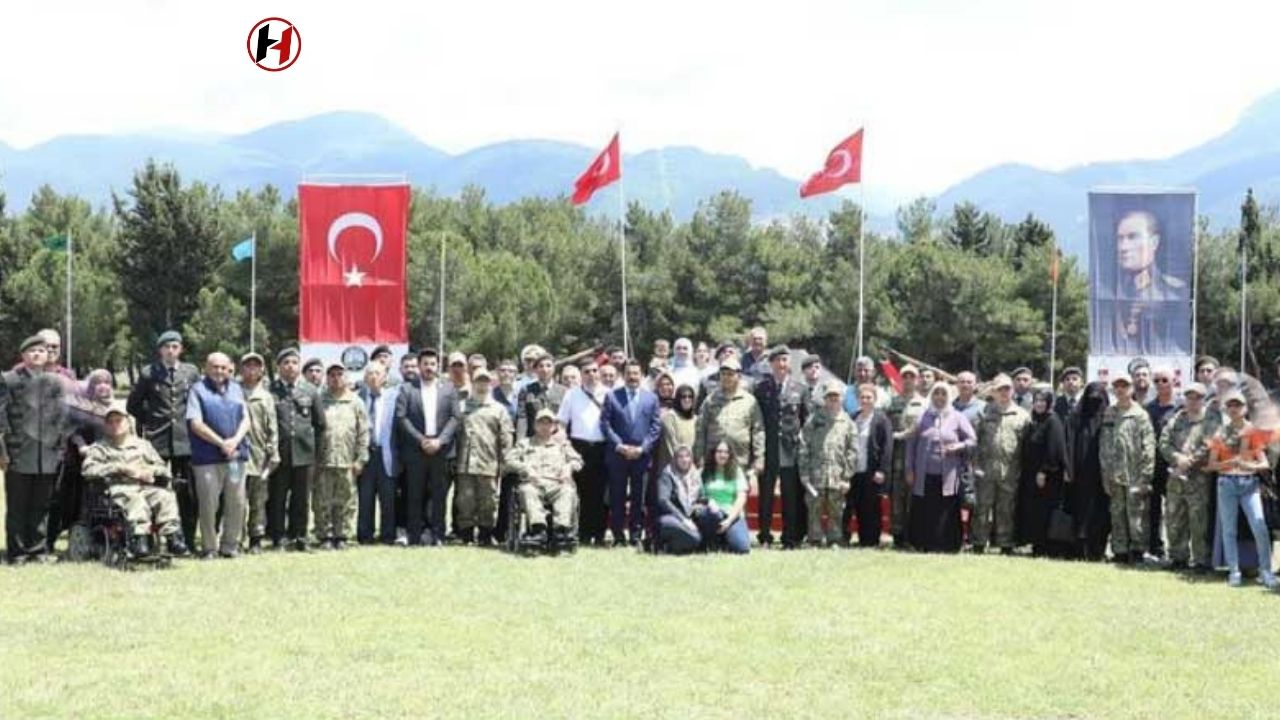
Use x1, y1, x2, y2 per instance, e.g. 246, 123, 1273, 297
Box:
3, 1, 1279, 202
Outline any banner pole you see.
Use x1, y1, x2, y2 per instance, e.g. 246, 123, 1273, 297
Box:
66, 226, 73, 370
249, 231, 257, 354
1240, 230, 1248, 373
1049, 245, 1059, 387
439, 231, 447, 352
618, 132, 630, 359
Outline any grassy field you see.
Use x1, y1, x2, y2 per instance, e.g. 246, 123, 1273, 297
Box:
2, 532, 1278, 719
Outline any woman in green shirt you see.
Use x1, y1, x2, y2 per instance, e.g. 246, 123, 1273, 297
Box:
695, 440, 750, 553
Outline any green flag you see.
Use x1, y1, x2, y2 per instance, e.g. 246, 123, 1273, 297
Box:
44, 235, 68, 252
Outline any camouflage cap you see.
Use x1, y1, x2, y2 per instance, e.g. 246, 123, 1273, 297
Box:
719, 357, 742, 373
823, 380, 846, 397
535, 408, 557, 423
19, 335, 46, 352
1221, 389, 1246, 406
990, 373, 1013, 390
1110, 373, 1133, 387
1182, 382, 1208, 398
104, 401, 130, 419
899, 364, 919, 377
472, 368, 492, 383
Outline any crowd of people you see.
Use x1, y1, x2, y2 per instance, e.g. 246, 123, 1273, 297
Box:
2, 325, 1279, 589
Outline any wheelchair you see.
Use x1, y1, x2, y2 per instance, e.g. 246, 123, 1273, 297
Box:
503, 480, 580, 557
66, 479, 173, 570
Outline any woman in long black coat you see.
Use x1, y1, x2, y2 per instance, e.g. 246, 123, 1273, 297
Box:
1066, 381, 1111, 561
1016, 389, 1068, 556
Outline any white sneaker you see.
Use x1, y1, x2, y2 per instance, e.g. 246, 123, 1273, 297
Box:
1229, 572, 1243, 587
394, 527, 408, 547
1260, 572, 1279, 590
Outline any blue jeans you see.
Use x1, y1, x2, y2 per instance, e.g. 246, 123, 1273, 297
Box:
694, 507, 750, 554
1217, 475, 1273, 575
657, 514, 702, 554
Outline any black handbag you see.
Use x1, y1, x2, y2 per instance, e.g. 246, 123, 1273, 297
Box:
1047, 502, 1075, 544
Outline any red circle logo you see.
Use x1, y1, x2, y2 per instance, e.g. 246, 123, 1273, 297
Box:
247, 18, 301, 72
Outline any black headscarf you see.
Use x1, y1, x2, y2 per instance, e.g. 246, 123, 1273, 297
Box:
673, 384, 697, 420
1068, 381, 1110, 482
1027, 389, 1057, 442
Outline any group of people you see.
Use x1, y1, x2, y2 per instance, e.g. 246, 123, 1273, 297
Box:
2, 325, 1279, 588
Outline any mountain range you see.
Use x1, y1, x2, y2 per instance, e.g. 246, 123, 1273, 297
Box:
5, 88, 1280, 258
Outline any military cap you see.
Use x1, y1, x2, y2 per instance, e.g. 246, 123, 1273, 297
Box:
104, 401, 130, 419
767, 345, 791, 361
447, 351, 467, 367
719, 357, 742, 373
1195, 355, 1219, 371
240, 352, 265, 366
19, 335, 47, 352
155, 330, 183, 348
472, 368, 492, 383
1221, 389, 1247, 406
1060, 366, 1083, 379
534, 408, 557, 423
1110, 373, 1132, 387
823, 380, 845, 397
1011, 366, 1033, 379
302, 357, 324, 373
1182, 382, 1208, 398
990, 373, 1013, 390
325, 361, 346, 374
899, 364, 919, 377
1126, 357, 1150, 375
276, 347, 300, 363
801, 355, 822, 370
714, 341, 737, 360
371, 344, 393, 359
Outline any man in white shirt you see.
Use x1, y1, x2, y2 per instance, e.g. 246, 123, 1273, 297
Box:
394, 348, 459, 546
558, 358, 610, 544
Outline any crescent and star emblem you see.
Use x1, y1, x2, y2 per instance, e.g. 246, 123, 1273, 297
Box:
326, 212, 384, 287
827, 149, 853, 178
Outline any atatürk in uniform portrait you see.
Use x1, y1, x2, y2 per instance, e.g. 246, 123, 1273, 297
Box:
1113, 210, 1187, 302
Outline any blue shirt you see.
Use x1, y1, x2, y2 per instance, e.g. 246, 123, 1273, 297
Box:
186, 377, 249, 466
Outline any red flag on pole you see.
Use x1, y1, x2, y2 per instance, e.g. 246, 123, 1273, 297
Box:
572, 133, 621, 205
879, 358, 903, 395
799, 129, 863, 198
298, 184, 409, 344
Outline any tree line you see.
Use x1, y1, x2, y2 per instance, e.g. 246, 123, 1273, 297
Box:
0, 160, 1275, 381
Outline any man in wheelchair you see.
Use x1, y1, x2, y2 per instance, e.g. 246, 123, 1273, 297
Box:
505, 409, 582, 552
80, 403, 187, 558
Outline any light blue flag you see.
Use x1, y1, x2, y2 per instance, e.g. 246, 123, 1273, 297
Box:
231, 237, 254, 262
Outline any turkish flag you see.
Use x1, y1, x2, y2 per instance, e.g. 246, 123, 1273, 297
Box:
572, 133, 621, 205
799, 129, 863, 198
298, 184, 409, 344
879, 358, 903, 395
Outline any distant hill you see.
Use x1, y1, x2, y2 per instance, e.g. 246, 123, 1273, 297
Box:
0, 111, 846, 222
936, 88, 1280, 258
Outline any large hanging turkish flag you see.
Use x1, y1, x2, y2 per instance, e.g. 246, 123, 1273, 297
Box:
298, 183, 409, 344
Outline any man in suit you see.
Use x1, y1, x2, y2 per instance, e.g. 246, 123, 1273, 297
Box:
753, 346, 809, 548
1054, 366, 1084, 420
394, 347, 458, 546
126, 330, 201, 552
601, 359, 662, 546
357, 360, 400, 545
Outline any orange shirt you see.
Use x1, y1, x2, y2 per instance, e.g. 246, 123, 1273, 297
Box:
1207, 424, 1271, 470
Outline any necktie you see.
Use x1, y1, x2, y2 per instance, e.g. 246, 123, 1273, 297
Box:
628, 389, 637, 422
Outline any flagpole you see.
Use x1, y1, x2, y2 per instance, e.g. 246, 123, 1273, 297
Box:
249, 231, 257, 354
1240, 230, 1248, 373
439, 230, 447, 352
856, 180, 866, 363
618, 132, 630, 359
65, 226, 73, 370
1049, 245, 1059, 388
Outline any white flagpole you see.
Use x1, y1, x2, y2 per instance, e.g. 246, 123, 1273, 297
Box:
1240, 233, 1248, 373
439, 231, 447, 352
1049, 246, 1059, 387
249, 231, 257, 354
65, 227, 73, 370
857, 180, 866, 363
618, 133, 630, 359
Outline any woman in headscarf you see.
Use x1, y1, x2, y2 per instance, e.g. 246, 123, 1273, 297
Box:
653, 371, 677, 411
1067, 381, 1111, 561
654, 446, 703, 554
668, 338, 702, 391
905, 381, 976, 553
1016, 389, 1068, 557
647, 378, 692, 544
50, 369, 117, 545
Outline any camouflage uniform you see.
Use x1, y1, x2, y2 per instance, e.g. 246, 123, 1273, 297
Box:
505, 434, 583, 529
1158, 408, 1219, 566
798, 408, 859, 546
694, 387, 765, 474
454, 395, 513, 532
313, 389, 369, 542
972, 402, 1030, 549
1099, 402, 1156, 557
888, 392, 928, 542
242, 382, 279, 542
81, 435, 179, 538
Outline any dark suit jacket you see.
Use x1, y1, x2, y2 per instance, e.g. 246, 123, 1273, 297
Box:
394, 378, 459, 460
127, 361, 201, 459
858, 409, 894, 478
601, 386, 662, 457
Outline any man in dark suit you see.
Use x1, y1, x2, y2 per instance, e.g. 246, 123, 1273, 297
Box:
394, 347, 458, 546
1053, 366, 1084, 420
601, 359, 662, 546
268, 347, 326, 552
126, 330, 201, 551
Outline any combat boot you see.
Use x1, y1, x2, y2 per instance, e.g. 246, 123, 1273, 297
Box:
130, 534, 152, 558
522, 524, 548, 549
166, 534, 189, 557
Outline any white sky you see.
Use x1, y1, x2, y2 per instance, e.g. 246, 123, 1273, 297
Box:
2, 0, 1279, 202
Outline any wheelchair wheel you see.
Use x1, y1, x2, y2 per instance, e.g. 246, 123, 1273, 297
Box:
67, 524, 93, 562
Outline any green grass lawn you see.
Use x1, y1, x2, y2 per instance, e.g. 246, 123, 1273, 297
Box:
2, 539, 1278, 719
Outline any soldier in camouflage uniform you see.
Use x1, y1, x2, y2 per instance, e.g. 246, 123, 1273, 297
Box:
887, 365, 928, 548
454, 369, 513, 546
694, 357, 765, 486
239, 353, 279, 554
1098, 373, 1156, 563
313, 363, 369, 550
1157, 382, 1218, 571
506, 409, 583, 550
971, 374, 1030, 553
81, 403, 184, 557
798, 381, 858, 547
